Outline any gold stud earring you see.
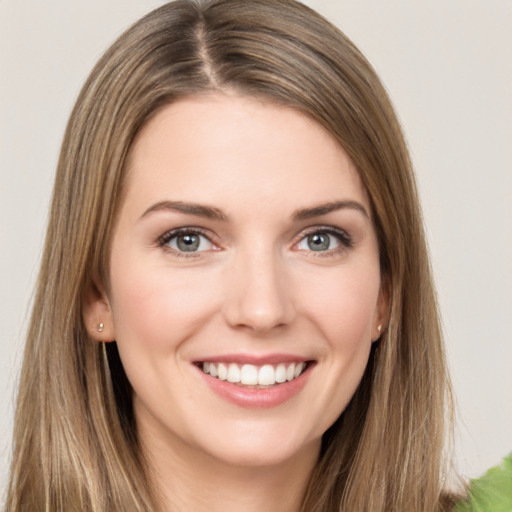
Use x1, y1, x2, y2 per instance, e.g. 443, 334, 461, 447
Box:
377, 324, 382, 334
97, 322, 104, 333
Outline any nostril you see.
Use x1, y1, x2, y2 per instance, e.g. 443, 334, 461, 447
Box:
221, 257, 295, 332
223, 298, 294, 334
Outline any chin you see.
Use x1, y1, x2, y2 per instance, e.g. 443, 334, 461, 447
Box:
193, 423, 322, 469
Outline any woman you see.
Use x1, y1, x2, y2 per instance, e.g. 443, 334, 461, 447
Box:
4, 0, 474, 510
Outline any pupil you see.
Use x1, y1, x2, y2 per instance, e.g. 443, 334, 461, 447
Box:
308, 233, 329, 251
177, 234, 199, 251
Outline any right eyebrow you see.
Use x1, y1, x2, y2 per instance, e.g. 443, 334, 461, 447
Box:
139, 200, 229, 222
292, 200, 369, 221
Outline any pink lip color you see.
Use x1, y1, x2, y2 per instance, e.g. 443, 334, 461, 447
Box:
195, 362, 313, 409
198, 353, 310, 365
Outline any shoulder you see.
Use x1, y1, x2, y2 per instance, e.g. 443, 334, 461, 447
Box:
454, 453, 512, 512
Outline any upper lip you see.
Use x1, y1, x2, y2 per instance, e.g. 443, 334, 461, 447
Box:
194, 353, 312, 365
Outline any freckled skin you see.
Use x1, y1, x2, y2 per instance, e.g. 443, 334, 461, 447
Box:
95, 94, 386, 475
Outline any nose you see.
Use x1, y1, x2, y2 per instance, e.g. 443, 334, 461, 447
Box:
222, 247, 296, 334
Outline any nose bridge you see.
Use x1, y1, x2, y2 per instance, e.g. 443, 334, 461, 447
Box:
223, 242, 294, 332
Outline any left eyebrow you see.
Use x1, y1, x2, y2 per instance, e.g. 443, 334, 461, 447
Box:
292, 200, 369, 221
140, 200, 229, 221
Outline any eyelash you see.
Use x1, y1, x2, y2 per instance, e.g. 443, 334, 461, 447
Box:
156, 226, 353, 257
157, 227, 215, 257
296, 226, 353, 256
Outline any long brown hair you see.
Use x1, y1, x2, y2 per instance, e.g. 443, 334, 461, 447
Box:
6, 1, 456, 510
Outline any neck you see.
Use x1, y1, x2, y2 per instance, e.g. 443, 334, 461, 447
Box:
141, 427, 319, 512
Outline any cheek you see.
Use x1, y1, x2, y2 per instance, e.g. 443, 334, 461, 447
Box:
297, 263, 381, 348
286, 264, 380, 438
109, 260, 219, 352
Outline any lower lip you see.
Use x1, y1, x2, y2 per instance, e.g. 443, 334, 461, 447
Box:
196, 364, 313, 409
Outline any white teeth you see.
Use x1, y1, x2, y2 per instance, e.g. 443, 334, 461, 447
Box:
258, 364, 276, 386
275, 363, 287, 383
201, 361, 308, 386
227, 363, 241, 383
217, 363, 228, 381
240, 364, 258, 385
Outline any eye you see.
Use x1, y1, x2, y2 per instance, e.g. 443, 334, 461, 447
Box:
159, 229, 215, 253
296, 229, 351, 252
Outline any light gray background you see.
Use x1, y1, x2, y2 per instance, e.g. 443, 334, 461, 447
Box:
1, 0, 511, 493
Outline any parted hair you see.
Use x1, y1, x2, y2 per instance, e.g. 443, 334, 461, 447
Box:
6, 1, 457, 510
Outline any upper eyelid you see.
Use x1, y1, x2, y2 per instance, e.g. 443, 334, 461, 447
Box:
156, 224, 353, 249
157, 227, 215, 246
295, 225, 352, 241
293, 227, 354, 253
298, 224, 349, 235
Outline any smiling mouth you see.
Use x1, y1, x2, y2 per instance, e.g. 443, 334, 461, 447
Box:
199, 361, 310, 387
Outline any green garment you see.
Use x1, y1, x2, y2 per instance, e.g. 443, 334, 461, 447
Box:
455, 453, 512, 512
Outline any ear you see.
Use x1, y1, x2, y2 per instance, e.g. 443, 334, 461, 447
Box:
82, 275, 115, 342
372, 277, 390, 342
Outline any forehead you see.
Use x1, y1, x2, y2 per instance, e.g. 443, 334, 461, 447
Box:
122, 93, 370, 218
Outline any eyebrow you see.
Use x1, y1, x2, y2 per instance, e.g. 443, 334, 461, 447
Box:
292, 200, 369, 220
140, 200, 228, 221
140, 199, 369, 223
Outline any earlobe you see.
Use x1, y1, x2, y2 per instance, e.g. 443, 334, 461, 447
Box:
372, 324, 384, 343
82, 276, 115, 342
373, 278, 390, 342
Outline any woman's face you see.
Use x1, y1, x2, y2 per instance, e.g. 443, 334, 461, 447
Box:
91, 94, 386, 469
